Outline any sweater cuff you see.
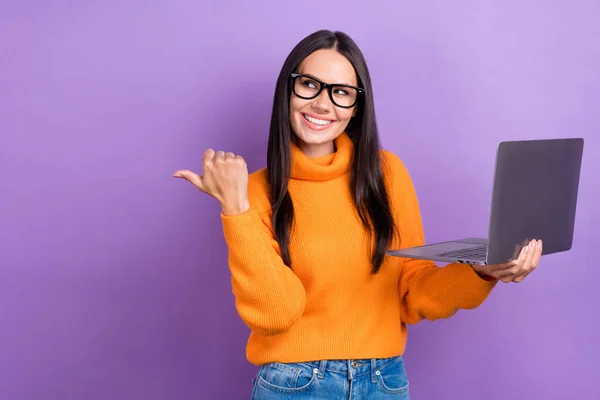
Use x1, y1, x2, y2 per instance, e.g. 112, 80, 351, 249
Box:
220, 207, 263, 243
446, 263, 498, 307
463, 263, 498, 288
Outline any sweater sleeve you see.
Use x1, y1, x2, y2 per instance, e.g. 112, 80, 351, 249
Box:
381, 150, 498, 324
220, 171, 306, 336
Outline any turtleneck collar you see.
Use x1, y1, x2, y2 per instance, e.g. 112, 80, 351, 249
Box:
290, 133, 354, 181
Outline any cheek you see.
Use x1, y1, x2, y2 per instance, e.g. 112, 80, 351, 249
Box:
289, 98, 304, 132
289, 97, 313, 122
336, 109, 354, 123
289, 96, 305, 114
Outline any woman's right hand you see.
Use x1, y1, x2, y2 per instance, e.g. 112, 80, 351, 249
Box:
173, 149, 250, 216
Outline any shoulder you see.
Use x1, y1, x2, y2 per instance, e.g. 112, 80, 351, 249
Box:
379, 149, 412, 187
247, 167, 272, 215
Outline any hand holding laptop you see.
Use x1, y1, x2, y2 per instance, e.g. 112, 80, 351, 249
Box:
471, 239, 543, 283
387, 138, 583, 280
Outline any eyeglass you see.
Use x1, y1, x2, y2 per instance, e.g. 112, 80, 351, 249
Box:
290, 73, 364, 108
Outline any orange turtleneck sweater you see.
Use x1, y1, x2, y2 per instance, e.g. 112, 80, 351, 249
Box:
220, 133, 497, 365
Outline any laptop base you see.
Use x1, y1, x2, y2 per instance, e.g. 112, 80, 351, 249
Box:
386, 238, 489, 265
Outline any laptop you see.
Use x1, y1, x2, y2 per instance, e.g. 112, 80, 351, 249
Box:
386, 138, 584, 265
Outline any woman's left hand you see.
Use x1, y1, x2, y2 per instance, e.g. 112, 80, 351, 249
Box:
471, 239, 543, 283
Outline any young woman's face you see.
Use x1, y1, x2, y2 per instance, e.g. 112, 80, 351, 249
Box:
289, 49, 359, 158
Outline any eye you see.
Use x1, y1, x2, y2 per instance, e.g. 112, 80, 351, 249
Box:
333, 87, 349, 96
301, 79, 318, 89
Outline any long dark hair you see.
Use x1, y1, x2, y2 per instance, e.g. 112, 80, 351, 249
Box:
267, 30, 398, 274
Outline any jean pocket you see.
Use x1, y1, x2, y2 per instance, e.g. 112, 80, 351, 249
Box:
257, 362, 318, 393
375, 357, 410, 394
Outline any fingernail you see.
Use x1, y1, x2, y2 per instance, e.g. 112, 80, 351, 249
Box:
537, 240, 542, 248
524, 246, 529, 253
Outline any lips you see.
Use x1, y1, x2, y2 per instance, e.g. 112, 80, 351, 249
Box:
303, 113, 333, 125
301, 113, 335, 131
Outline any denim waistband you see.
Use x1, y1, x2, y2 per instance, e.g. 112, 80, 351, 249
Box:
291, 356, 402, 381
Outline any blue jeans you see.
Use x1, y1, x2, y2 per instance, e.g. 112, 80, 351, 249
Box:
251, 355, 410, 399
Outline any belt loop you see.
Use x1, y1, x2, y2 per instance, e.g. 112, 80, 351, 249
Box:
370, 358, 377, 383
347, 360, 353, 380
317, 360, 327, 379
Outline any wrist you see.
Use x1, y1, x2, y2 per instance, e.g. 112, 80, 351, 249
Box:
221, 198, 250, 216
472, 266, 496, 281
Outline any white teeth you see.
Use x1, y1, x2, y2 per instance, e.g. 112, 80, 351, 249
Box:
304, 114, 333, 126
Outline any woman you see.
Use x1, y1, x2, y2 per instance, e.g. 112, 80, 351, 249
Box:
173, 30, 542, 399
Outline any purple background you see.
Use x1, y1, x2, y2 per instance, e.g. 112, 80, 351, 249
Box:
1, 1, 599, 399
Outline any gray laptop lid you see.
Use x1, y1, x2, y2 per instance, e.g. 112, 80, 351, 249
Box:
486, 138, 584, 265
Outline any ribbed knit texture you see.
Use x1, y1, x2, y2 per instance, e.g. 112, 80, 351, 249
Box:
221, 133, 497, 365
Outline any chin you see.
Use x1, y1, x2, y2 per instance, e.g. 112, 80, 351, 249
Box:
295, 129, 338, 144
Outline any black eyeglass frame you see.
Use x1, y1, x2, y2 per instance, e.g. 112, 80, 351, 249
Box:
290, 73, 365, 109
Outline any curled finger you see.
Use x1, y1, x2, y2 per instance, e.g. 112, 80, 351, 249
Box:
214, 150, 226, 161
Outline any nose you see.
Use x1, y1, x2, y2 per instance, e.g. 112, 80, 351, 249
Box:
311, 88, 333, 113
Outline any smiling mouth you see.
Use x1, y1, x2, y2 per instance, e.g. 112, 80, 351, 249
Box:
303, 114, 334, 126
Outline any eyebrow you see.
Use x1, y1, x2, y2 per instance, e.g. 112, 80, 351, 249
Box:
300, 72, 355, 87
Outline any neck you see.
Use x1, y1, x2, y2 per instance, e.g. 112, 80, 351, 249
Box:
296, 138, 336, 158
290, 133, 353, 181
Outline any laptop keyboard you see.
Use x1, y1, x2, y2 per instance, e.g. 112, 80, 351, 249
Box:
435, 245, 488, 260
